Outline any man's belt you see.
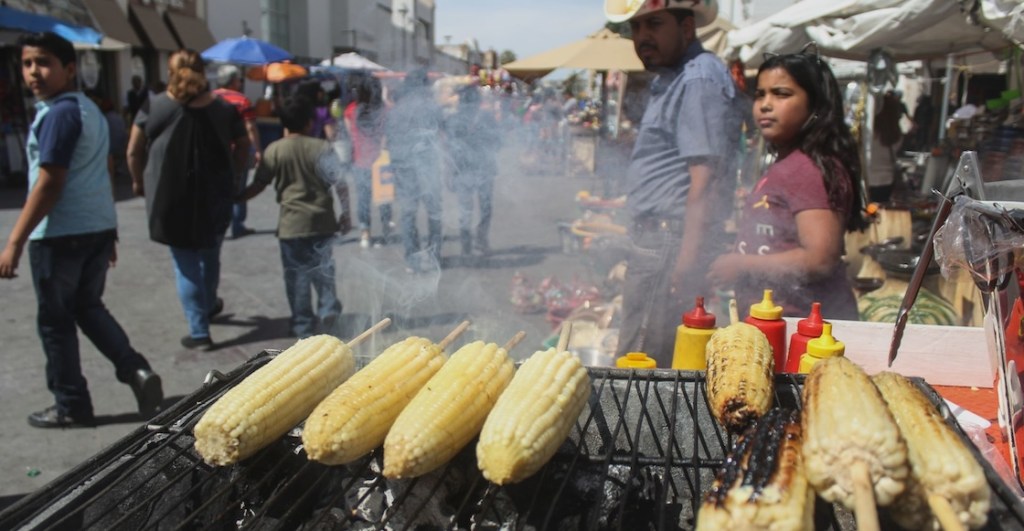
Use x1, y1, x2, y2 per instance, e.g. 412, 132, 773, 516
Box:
633, 216, 684, 233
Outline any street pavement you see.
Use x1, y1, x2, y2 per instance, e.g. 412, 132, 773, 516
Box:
0, 146, 605, 506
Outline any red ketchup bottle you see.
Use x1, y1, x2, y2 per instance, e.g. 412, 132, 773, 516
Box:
785, 302, 825, 373
745, 289, 787, 372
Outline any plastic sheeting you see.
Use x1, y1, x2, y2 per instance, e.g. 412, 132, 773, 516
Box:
725, 0, 1014, 67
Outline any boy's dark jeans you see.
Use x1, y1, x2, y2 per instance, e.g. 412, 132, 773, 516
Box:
278, 235, 342, 338
28, 230, 151, 417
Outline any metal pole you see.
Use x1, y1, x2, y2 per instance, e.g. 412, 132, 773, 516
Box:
938, 53, 954, 142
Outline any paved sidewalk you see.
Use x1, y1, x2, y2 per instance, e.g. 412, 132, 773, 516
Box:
0, 158, 598, 504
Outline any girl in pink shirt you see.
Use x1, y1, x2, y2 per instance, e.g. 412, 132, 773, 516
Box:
708, 50, 867, 320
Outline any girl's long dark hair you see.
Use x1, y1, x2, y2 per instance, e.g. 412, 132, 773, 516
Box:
758, 52, 867, 231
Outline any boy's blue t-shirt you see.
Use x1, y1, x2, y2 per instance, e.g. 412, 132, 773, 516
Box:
27, 92, 117, 240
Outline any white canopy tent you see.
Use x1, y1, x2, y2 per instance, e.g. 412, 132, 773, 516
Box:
319, 52, 389, 71
725, 0, 1014, 67
725, 0, 1021, 146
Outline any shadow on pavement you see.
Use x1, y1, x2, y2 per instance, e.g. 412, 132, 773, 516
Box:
442, 244, 558, 270
93, 394, 188, 426
209, 316, 293, 350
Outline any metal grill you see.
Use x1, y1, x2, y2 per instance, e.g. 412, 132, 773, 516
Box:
2, 350, 1024, 530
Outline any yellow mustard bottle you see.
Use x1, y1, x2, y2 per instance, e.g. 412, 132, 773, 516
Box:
616, 352, 657, 369
672, 296, 717, 370
798, 323, 845, 373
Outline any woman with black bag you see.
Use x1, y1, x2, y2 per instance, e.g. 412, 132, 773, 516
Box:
127, 49, 249, 350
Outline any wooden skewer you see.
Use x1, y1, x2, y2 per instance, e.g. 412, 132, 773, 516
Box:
851, 461, 880, 531
347, 318, 391, 348
728, 298, 740, 325
556, 320, 573, 352
503, 331, 527, 351
927, 493, 966, 531
437, 320, 471, 350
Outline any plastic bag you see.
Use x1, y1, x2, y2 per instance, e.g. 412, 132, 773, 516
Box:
962, 423, 1024, 499
933, 195, 1024, 290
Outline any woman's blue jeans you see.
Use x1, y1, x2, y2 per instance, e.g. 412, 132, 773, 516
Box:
169, 237, 223, 339
354, 166, 392, 232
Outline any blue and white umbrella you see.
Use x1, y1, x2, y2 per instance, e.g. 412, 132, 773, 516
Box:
0, 6, 102, 44
201, 36, 293, 66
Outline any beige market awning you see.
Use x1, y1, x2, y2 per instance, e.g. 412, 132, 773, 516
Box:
129, 4, 177, 51
164, 11, 215, 51
503, 28, 643, 81
505, 21, 736, 81
82, 0, 141, 47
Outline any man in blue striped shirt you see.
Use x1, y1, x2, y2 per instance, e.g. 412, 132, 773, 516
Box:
605, 0, 742, 366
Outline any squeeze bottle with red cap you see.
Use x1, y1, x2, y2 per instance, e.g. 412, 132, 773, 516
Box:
785, 302, 825, 373
798, 323, 845, 373
672, 297, 717, 370
745, 289, 787, 372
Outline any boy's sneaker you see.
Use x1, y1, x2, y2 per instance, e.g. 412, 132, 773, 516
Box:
27, 406, 96, 428
181, 335, 214, 351
359, 230, 371, 249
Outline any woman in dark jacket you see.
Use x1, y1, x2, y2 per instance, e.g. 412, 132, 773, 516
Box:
127, 49, 249, 350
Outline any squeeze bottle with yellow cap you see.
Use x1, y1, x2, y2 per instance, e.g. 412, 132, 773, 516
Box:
672, 297, 717, 370
785, 302, 825, 373
744, 289, 786, 372
798, 323, 845, 373
616, 352, 657, 369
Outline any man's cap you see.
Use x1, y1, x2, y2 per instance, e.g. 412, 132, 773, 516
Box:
216, 64, 241, 87
604, 0, 718, 27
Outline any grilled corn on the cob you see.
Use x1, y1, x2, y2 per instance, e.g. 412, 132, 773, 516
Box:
802, 356, 908, 509
194, 335, 355, 466
873, 372, 990, 530
303, 336, 446, 465
383, 340, 515, 478
696, 408, 814, 531
705, 322, 775, 433
477, 348, 590, 484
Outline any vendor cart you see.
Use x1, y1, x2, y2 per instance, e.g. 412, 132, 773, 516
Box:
1, 351, 1023, 530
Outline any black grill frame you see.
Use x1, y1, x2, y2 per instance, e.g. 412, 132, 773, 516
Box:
2, 350, 1023, 530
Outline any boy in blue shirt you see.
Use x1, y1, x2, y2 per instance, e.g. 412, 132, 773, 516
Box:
0, 32, 162, 428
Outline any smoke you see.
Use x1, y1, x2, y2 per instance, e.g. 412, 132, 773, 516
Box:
303, 68, 617, 361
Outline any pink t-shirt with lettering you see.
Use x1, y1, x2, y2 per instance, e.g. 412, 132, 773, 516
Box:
733, 149, 859, 320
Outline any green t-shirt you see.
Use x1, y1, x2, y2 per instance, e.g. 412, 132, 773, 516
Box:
254, 135, 339, 239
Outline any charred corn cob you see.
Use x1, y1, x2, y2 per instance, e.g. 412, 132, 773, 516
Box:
801, 356, 908, 510
477, 348, 590, 484
303, 336, 446, 465
384, 340, 515, 478
705, 322, 774, 433
194, 335, 355, 466
873, 372, 990, 530
696, 408, 814, 531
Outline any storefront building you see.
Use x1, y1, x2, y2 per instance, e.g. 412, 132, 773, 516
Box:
0, 0, 215, 186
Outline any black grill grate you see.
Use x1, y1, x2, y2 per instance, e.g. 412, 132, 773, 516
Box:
2, 351, 1024, 530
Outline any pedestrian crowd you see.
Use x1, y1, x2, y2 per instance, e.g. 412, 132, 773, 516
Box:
0, 32, 533, 428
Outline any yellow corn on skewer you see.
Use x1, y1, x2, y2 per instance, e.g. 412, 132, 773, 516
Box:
477, 348, 590, 484
801, 356, 908, 510
873, 372, 991, 530
302, 337, 446, 465
194, 335, 355, 466
705, 322, 774, 433
384, 340, 514, 478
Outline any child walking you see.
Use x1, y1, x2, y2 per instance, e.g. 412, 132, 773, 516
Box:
707, 49, 867, 320
241, 96, 343, 337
